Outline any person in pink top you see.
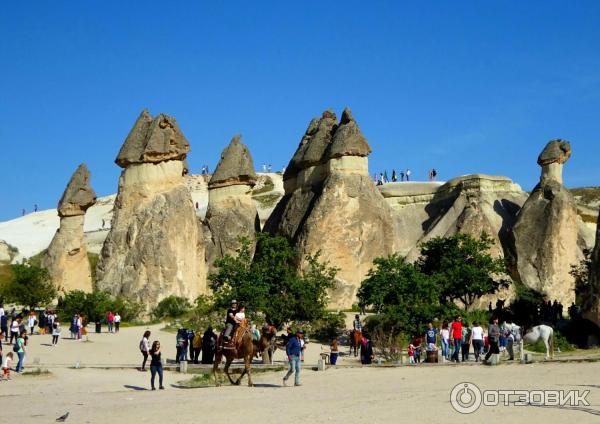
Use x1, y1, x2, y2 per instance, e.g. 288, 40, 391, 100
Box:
450, 316, 463, 362
106, 311, 115, 333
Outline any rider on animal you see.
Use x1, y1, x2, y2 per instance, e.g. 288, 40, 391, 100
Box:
223, 300, 238, 341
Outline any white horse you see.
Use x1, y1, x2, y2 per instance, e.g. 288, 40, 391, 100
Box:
523, 324, 554, 360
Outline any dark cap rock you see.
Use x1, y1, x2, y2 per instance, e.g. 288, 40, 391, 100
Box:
538, 139, 572, 166
327, 108, 371, 159
115, 109, 190, 168
57, 163, 97, 217
209, 134, 257, 189
283, 110, 338, 180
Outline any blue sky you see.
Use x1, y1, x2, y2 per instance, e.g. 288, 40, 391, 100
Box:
1, 1, 599, 220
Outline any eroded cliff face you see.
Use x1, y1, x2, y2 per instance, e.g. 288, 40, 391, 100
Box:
204, 135, 259, 272
267, 108, 395, 308
586, 211, 600, 326
96, 111, 206, 311
510, 139, 580, 306
43, 164, 97, 292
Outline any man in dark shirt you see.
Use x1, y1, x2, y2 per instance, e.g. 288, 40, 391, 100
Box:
484, 317, 501, 363
283, 330, 303, 386
223, 300, 238, 341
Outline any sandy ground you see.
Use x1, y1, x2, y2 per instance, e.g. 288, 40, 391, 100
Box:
1, 324, 600, 423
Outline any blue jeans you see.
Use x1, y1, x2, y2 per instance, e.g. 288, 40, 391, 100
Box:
330, 352, 338, 365
284, 355, 301, 385
150, 365, 163, 388
452, 339, 461, 361
16, 351, 25, 372
441, 339, 449, 358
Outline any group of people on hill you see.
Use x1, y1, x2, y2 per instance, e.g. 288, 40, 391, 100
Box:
408, 316, 521, 364
374, 169, 413, 185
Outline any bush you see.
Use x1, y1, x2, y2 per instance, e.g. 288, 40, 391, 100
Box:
58, 290, 143, 324
2, 263, 56, 308
308, 312, 345, 342
526, 331, 576, 353
180, 295, 223, 332
152, 295, 192, 320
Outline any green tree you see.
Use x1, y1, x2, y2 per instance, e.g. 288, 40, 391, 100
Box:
152, 295, 192, 320
570, 249, 595, 312
2, 263, 56, 308
58, 290, 143, 324
209, 233, 338, 328
357, 254, 447, 335
418, 232, 507, 310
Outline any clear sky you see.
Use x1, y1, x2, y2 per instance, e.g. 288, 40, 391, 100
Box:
1, 1, 599, 221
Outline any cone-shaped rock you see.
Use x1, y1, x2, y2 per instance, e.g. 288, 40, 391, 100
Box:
266, 108, 395, 308
208, 134, 257, 188
43, 164, 97, 292
510, 139, 580, 306
97, 110, 206, 311
115, 109, 190, 168
205, 135, 259, 271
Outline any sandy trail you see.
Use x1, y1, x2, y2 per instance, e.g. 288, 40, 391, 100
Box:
1, 324, 599, 423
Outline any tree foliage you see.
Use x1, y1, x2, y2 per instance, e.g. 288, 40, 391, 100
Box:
209, 233, 338, 328
418, 232, 507, 309
2, 263, 56, 308
570, 249, 595, 312
152, 295, 192, 320
57, 290, 143, 323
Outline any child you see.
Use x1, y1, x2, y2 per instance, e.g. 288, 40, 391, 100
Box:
52, 322, 61, 346
2, 352, 13, 380
234, 305, 246, 326
408, 343, 416, 364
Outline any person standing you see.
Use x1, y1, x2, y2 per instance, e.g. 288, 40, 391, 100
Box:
15, 330, 27, 373
201, 326, 217, 364
149, 341, 164, 390
1, 313, 8, 342
10, 317, 20, 343
140, 330, 151, 371
114, 312, 121, 333
450, 316, 462, 362
440, 322, 450, 360
391, 169, 397, 182
191, 331, 202, 364
2, 351, 13, 380
461, 321, 471, 362
52, 322, 61, 346
406, 169, 411, 181
360, 334, 374, 364
484, 318, 501, 363
27, 311, 36, 335
330, 339, 339, 366
424, 322, 438, 361
106, 311, 114, 333
470, 321, 484, 362
283, 329, 303, 386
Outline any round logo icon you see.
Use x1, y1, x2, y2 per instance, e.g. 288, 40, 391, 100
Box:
450, 382, 482, 414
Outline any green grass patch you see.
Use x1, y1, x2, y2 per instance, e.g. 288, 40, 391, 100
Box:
22, 367, 52, 376
252, 176, 275, 195
253, 193, 281, 208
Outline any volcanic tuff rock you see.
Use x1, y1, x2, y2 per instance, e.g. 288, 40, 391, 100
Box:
115, 109, 190, 167
267, 108, 395, 309
96, 110, 206, 311
42, 164, 97, 292
0, 240, 15, 263
510, 139, 580, 306
585, 211, 600, 326
205, 135, 259, 271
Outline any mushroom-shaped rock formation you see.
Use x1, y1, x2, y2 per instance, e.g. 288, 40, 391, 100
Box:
266, 108, 395, 309
43, 164, 97, 292
204, 135, 259, 270
96, 110, 206, 311
510, 139, 580, 306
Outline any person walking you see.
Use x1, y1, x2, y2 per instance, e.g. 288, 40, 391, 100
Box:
10, 318, 20, 344
15, 330, 26, 373
2, 351, 13, 380
140, 330, 151, 371
440, 322, 450, 360
106, 311, 114, 333
450, 316, 462, 362
283, 329, 303, 387
484, 318, 501, 364
51, 322, 61, 346
114, 312, 121, 333
470, 321, 484, 362
149, 341, 164, 390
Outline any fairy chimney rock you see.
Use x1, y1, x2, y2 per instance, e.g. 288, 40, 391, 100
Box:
208, 134, 257, 189
537, 139, 571, 185
57, 164, 97, 217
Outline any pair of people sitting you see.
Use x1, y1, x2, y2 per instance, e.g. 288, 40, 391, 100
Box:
223, 300, 246, 342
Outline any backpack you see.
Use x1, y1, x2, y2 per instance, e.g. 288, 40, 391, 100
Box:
13, 340, 20, 353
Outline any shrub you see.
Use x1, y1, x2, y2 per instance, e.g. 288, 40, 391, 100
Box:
308, 312, 345, 342
58, 290, 143, 324
152, 295, 192, 320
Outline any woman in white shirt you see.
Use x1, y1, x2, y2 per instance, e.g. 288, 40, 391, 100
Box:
440, 322, 450, 360
28, 312, 36, 335
470, 321, 485, 362
10, 319, 20, 344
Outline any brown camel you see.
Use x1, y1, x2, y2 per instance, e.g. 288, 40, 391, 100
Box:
213, 324, 276, 386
